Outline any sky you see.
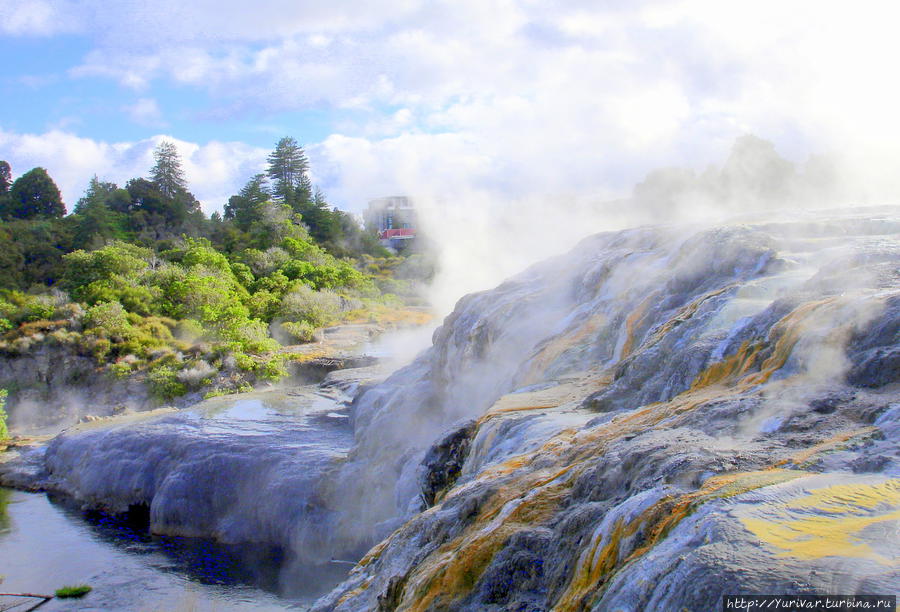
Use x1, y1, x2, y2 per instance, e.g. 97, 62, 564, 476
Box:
2, 0, 900, 217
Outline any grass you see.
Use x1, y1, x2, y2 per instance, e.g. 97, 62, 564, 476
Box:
55, 584, 92, 598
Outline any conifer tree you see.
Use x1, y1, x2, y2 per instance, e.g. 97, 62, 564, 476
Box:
150, 141, 188, 198
266, 137, 310, 207
224, 173, 271, 231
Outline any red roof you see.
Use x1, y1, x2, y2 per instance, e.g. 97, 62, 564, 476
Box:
379, 228, 415, 239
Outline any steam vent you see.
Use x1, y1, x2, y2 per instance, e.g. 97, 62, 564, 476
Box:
6, 208, 900, 610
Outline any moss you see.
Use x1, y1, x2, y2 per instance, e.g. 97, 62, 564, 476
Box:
55, 584, 92, 598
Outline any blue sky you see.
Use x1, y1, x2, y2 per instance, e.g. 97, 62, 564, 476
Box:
1, 1, 898, 214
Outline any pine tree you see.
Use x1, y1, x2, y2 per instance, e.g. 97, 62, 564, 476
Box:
150, 141, 188, 198
266, 137, 309, 207
224, 173, 270, 231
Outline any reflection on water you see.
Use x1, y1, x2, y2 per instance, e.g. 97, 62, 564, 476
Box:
0, 486, 10, 533
0, 487, 347, 610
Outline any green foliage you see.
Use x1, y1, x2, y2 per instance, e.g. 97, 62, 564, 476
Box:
150, 141, 189, 199
280, 320, 317, 343
3, 167, 65, 220
0, 218, 73, 288
55, 585, 92, 598
0, 389, 8, 440
280, 285, 342, 327
71, 177, 132, 249
83, 301, 132, 337
0, 138, 430, 407
246, 289, 280, 321
267, 136, 310, 206
147, 364, 188, 400
230, 262, 254, 288
62, 241, 155, 312
0, 161, 10, 195
224, 173, 270, 231
0, 290, 61, 325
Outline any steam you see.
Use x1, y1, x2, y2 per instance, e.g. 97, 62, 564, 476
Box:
407, 134, 882, 317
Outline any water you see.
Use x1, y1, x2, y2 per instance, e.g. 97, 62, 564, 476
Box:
0, 487, 307, 611
0, 386, 360, 610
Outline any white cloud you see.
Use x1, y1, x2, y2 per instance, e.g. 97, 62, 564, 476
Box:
0, 0, 73, 36
123, 98, 166, 127
9, 0, 900, 301
0, 129, 268, 214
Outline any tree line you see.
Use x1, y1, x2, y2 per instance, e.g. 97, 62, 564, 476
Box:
0, 137, 387, 290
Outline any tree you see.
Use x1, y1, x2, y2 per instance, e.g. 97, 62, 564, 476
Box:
0, 161, 11, 195
71, 176, 130, 249
224, 173, 270, 231
150, 141, 189, 198
266, 137, 310, 207
3, 167, 65, 220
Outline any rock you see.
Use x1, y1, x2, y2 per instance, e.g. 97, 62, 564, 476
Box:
419, 419, 478, 507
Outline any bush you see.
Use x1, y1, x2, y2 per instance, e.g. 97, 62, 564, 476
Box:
176, 360, 217, 389
0, 389, 8, 440
280, 285, 342, 327
83, 301, 131, 337
147, 365, 187, 400
280, 320, 318, 343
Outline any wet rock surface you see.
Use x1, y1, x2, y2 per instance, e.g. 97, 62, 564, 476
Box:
5, 210, 900, 611
314, 209, 900, 611
0, 385, 356, 559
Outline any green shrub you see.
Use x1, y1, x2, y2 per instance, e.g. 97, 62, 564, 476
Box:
147, 365, 187, 400
280, 285, 341, 327
246, 289, 281, 321
280, 320, 317, 343
254, 355, 288, 381
174, 318, 205, 342
83, 301, 131, 337
0, 389, 8, 440
108, 361, 134, 379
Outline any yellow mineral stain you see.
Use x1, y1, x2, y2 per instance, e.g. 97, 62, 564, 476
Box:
740, 480, 900, 566
552, 470, 807, 612
619, 294, 655, 359
640, 285, 735, 351
336, 577, 374, 606
521, 312, 609, 386
690, 340, 762, 390
688, 297, 840, 392
779, 427, 877, 467
373, 293, 883, 611
479, 373, 613, 426
397, 470, 574, 612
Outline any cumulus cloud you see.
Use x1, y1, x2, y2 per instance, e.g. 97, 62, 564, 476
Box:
0, 129, 268, 214
6, 0, 900, 307
16, 1, 899, 205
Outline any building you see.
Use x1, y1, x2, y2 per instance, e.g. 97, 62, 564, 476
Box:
364, 196, 416, 250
